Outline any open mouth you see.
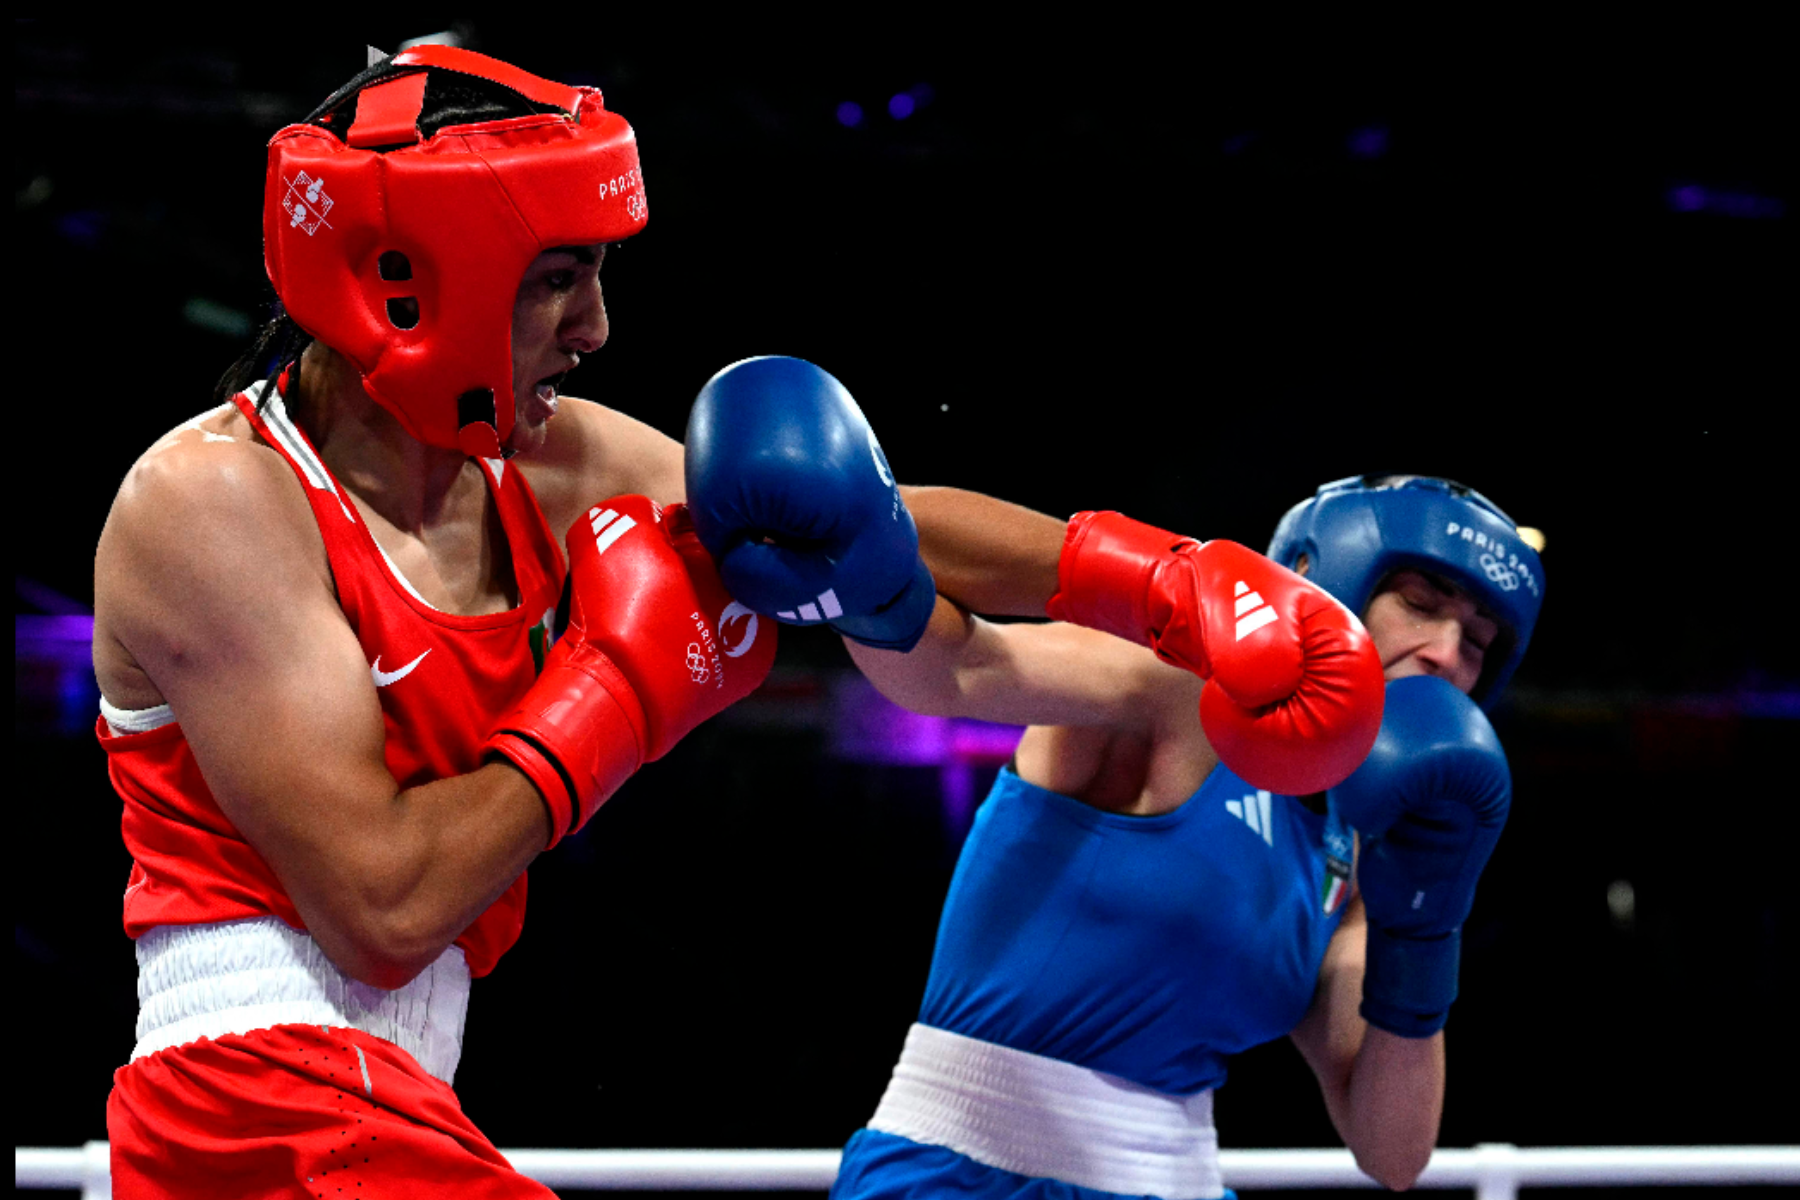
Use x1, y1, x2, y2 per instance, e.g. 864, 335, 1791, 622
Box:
532, 371, 569, 415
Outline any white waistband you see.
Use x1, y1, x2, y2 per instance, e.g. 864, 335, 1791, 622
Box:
869, 1023, 1223, 1200
133, 917, 470, 1085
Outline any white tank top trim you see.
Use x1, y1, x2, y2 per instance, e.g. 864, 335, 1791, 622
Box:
132, 916, 470, 1085
868, 1022, 1224, 1200
100, 694, 176, 735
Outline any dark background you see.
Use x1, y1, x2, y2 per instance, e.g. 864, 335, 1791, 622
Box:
14, 15, 1795, 1197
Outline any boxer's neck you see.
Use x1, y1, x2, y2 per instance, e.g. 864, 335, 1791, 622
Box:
288, 341, 482, 533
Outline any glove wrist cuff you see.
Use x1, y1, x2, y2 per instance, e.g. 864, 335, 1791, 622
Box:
1360, 924, 1460, 1038
830, 558, 937, 652
1046, 511, 1189, 655
486, 653, 647, 847
486, 733, 577, 850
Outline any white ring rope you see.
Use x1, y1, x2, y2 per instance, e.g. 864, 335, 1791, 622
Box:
15, 1143, 1800, 1196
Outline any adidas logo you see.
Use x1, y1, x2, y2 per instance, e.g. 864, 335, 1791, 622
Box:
1233, 581, 1278, 641
777, 589, 843, 623
1225, 789, 1275, 846
589, 506, 638, 555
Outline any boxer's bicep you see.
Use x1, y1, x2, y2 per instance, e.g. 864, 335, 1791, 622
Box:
103, 441, 397, 918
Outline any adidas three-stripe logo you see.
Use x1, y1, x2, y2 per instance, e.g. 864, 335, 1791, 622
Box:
1225, 789, 1275, 846
588, 506, 638, 554
1233, 580, 1278, 641
776, 589, 842, 623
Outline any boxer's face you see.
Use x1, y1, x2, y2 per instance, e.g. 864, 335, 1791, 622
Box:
1362, 570, 1497, 696
508, 243, 609, 454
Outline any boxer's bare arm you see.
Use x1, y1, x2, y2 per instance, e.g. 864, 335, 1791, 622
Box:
517, 396, 686, 538
902, 486, 1066, 617
846, 596, 1218, 814
846, 595, 1194, 731
96, 434, 550, 990
1290, 900, 1445, 1190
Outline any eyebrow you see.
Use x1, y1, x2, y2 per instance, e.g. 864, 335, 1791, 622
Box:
544, 245, 599, 265
1411, 570, 1501, 628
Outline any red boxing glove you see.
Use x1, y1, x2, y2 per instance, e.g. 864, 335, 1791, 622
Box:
486, 497, 777, 847
1046, 511, 1383, 795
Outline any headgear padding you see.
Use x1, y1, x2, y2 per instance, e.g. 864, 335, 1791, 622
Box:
263, 45, 647, 459
1267, 476, 1544, 705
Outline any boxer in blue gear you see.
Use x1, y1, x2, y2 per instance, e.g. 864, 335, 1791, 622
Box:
830, 474, 1543, 1199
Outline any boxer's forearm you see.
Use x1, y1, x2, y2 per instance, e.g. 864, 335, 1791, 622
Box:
902, 486, 1065, 617
295, 763, 549, 990
1336, 1027, 1444, 1190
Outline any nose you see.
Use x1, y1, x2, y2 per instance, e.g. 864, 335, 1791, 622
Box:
1411, 616, 1466, 679
560, 277, 608, 355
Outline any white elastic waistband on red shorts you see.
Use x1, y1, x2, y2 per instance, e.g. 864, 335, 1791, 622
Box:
131, 916, 470, 1085
867, 1022, 1224, 1199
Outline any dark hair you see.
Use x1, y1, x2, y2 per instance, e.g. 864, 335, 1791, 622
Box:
214, 54, 566, 412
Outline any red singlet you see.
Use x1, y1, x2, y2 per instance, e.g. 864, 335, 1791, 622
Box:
100, 385, 566, 972
102, 383, 568, 1198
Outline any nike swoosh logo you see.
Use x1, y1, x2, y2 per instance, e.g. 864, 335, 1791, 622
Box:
371, 650, 430, 688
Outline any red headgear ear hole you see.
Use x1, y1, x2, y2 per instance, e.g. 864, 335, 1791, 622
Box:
456, 389, 503, 458
378, 251, 413, 280
386, 298, 420, 329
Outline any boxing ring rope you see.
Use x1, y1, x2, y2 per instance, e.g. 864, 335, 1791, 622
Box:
16, 1144, 1800, 1198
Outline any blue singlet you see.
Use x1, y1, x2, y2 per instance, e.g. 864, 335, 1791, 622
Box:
831, 764, 1355, 1199
918, 762, 1352, 1095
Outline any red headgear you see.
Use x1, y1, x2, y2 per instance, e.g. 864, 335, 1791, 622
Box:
263, 46, 647, 458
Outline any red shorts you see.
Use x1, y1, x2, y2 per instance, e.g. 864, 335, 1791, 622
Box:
107, 1024, 553, 1199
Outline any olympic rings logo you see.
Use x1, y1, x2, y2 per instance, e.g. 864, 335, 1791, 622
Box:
1479, 553, 1520, 591
686, 643, 711, 684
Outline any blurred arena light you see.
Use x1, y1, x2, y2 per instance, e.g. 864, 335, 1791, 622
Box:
836, 100, 865, 128
1607, 880, 1637, 931
1346, 125, 1390, 159
1665, 184, 1786, 219
1516, 526, 1547, 552
398, 30, 465, 51
183, 298, 252, 340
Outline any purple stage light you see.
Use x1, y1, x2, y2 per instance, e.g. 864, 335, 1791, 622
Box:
1220, 132, 1257, 156
1666, 184, 1786, 219
888, 93, 915, 120
836, 101, 865, 128
828, 674, 1023, 838
16, 614, 100, 737
1346, 126, 1389, 159
1667, 185, 1706, 212
16, 614, 96, 662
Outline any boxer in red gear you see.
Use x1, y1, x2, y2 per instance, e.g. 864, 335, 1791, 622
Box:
93, 51, 775, 1197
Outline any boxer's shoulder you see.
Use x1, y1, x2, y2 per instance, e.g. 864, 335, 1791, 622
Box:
96, 403, 334, 707
113, 403, 310, 537
515, 395, 684, 531
102, 402, 328, 615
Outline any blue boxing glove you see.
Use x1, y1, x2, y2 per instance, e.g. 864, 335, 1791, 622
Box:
1330, 674, 1511, 1038
684, 356, 936, 652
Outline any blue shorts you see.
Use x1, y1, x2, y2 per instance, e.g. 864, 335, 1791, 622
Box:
831, 1128, 1235, 1200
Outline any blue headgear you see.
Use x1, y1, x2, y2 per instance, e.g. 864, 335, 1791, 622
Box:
1266, 475, 1544, 705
